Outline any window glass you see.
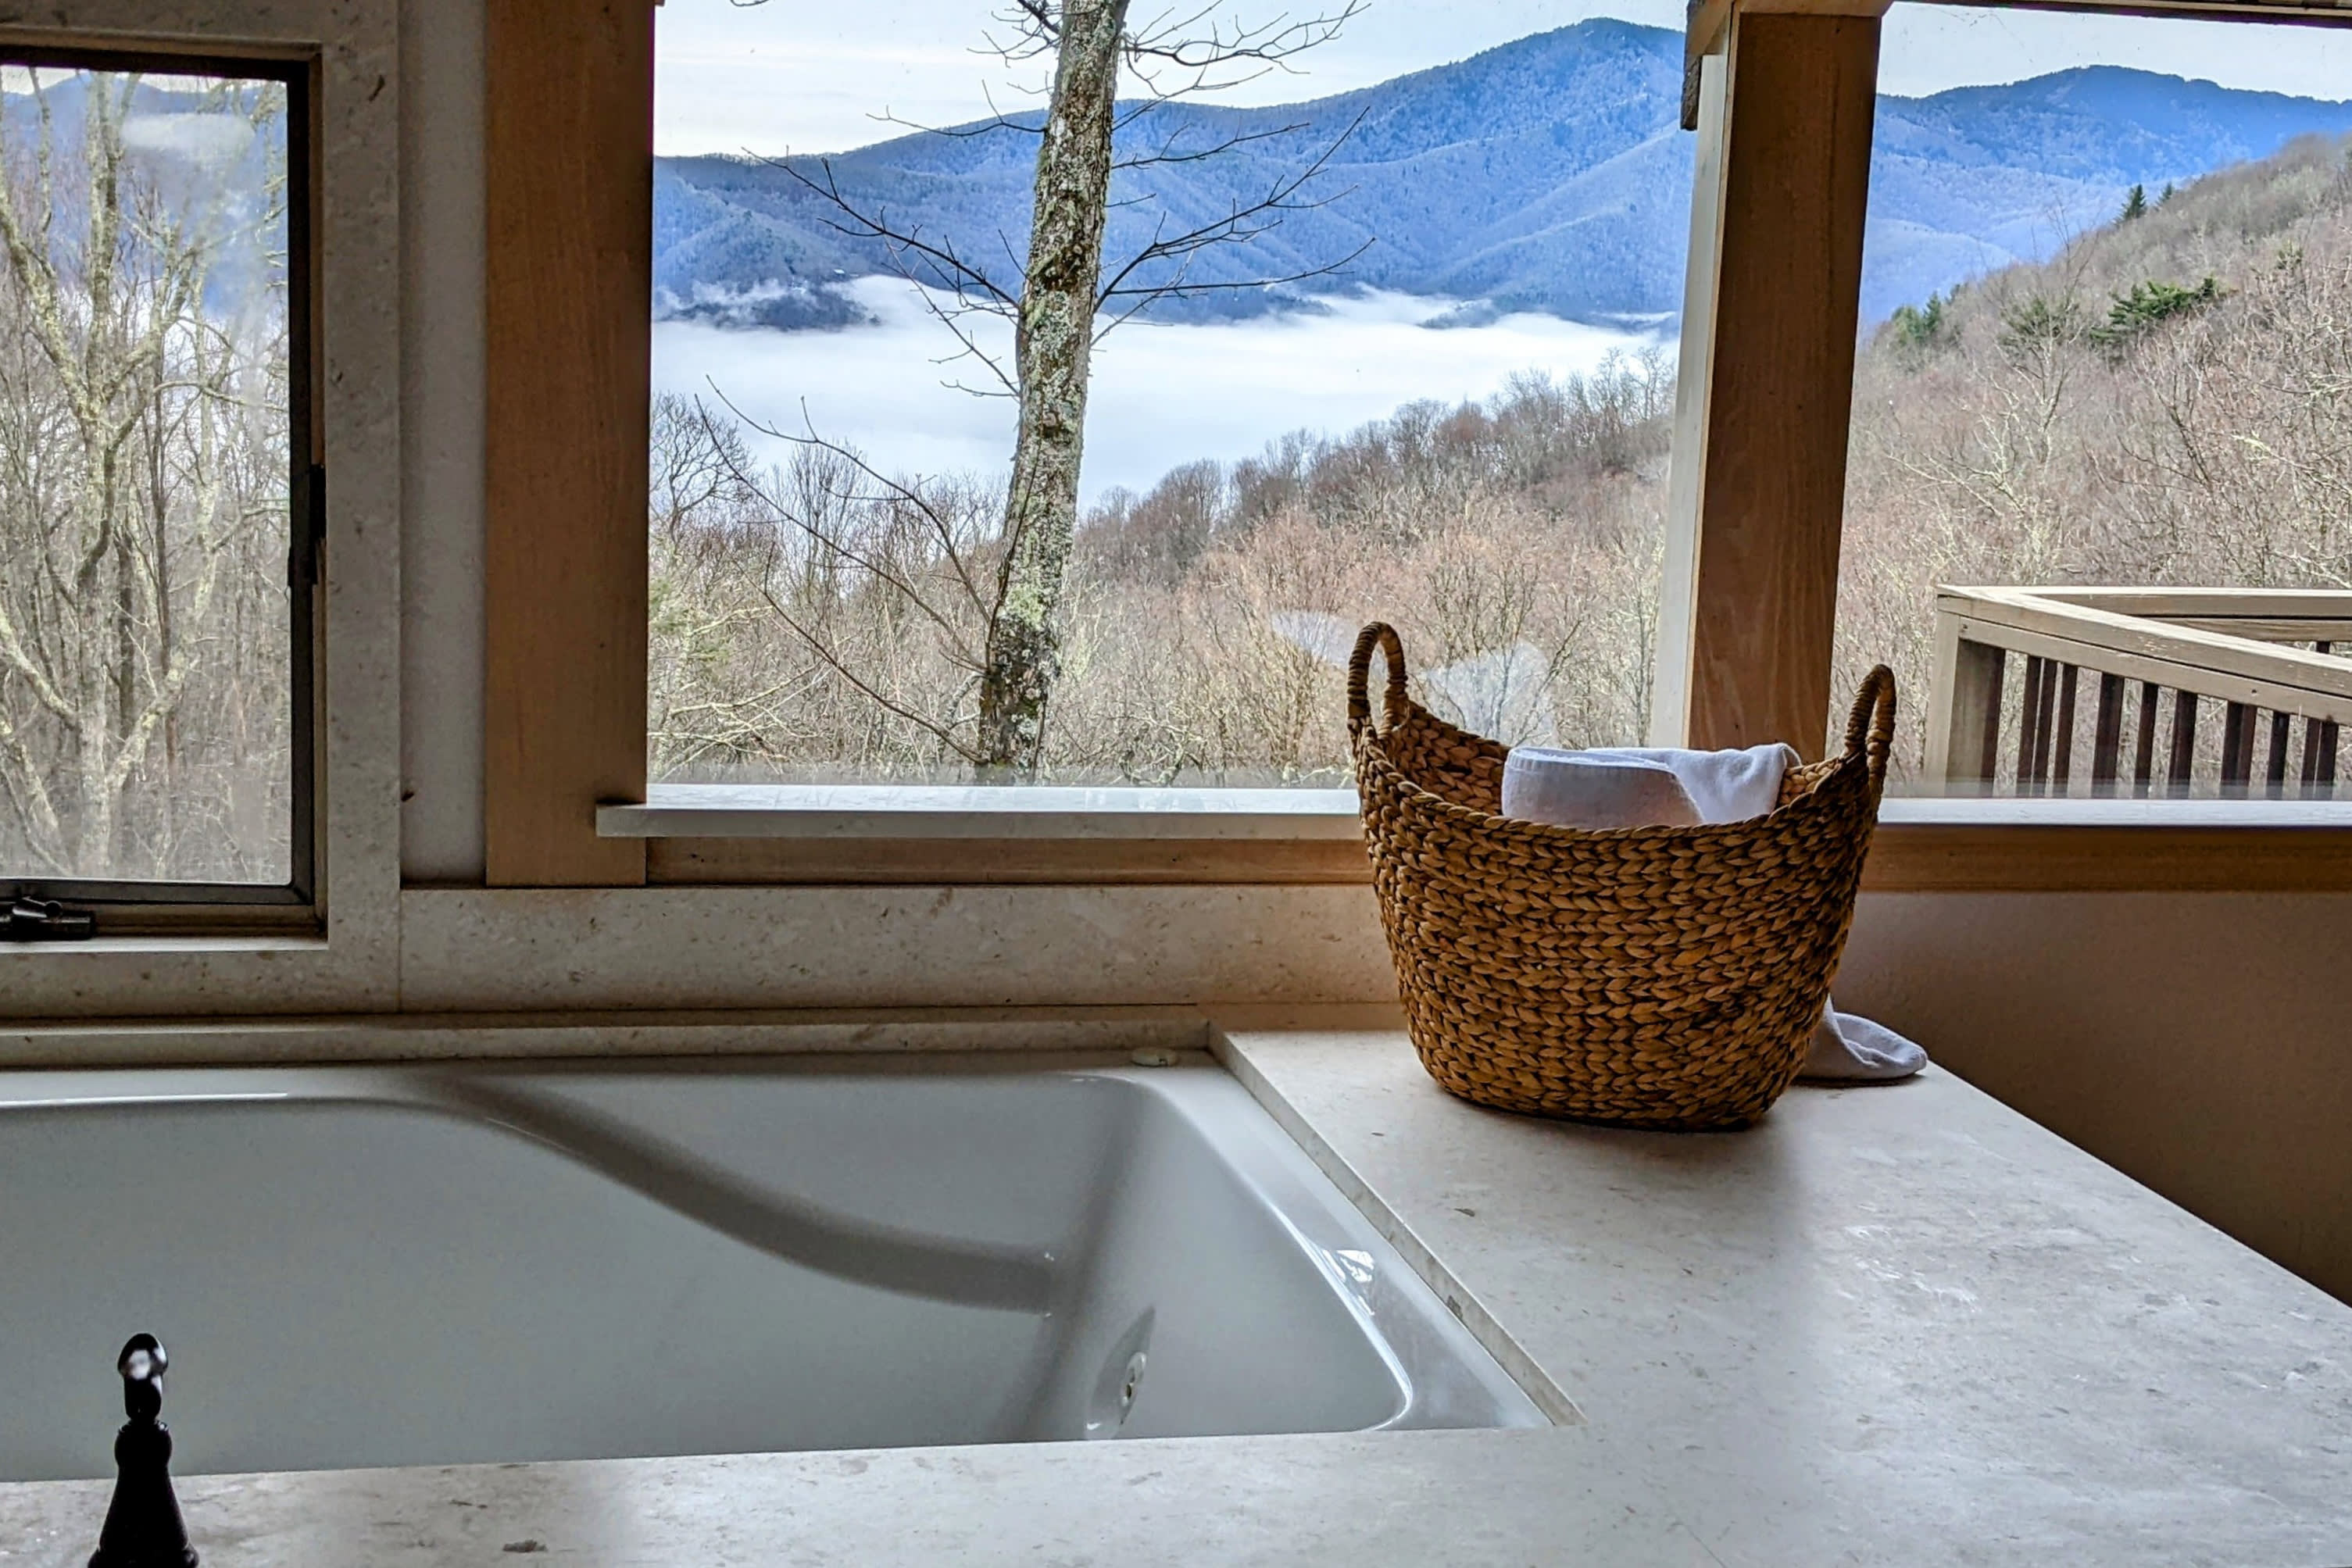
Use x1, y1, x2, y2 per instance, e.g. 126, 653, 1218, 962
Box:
0, 58, 299, 883
649, 2, 1684, 786
1839, 5, 2352, 801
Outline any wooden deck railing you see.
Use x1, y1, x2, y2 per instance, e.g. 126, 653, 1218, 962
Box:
1925, 588, 2352, 798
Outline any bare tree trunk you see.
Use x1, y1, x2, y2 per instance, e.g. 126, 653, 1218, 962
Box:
1, 73, 288, 878
976, 0, 1131, 777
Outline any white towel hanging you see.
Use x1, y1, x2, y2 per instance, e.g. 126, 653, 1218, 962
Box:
1499, 741, 1927, 1084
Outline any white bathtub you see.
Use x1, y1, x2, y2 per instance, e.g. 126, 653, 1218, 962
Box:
0, 1053, 1542, 1480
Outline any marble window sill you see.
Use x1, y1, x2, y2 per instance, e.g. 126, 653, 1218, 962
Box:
596, 782, 2352, 840
596, 784, 1364, 841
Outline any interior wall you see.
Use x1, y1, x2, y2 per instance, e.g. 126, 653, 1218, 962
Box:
1839, 893, 2352, 1305
357, 0, 2350, 1305
398, 0, 488, 883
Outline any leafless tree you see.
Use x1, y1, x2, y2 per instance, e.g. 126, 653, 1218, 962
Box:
649, 356, 1673, 788
0, 70, 292, 880
648, 59, 2352, 796
1837, 133, 2352, 781
740, 0, 1366, 777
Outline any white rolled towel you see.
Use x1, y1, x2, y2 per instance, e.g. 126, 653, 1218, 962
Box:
1500, 752, 1702, 830
1499, 742, 1926, 1084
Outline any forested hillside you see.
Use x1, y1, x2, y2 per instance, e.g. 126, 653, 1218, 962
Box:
1838, 131, 2352, 772
648, 132, 2352, 787
654, 20, 2352, 331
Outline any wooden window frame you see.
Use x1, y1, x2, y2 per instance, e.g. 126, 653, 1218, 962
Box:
483, 0, 652, 889
478, 0, 2352, 896
0, 38, 325, 935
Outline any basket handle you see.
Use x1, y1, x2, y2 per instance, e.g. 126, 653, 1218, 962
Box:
1348, 623, 1409, 736
1840, 664, 1900, 791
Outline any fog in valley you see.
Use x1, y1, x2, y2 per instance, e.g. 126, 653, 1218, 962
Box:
653, 280, 1664, 505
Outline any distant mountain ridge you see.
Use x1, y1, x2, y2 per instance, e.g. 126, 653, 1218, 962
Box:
652, 20, 2352, 331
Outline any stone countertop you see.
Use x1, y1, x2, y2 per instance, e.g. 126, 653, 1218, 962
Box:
5, 1016, 2350, 1566
0, 1429, 1712, 1566
1213, 1018, 2352, 1567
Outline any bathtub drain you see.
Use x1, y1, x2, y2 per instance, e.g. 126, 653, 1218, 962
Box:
1085, 1308, 1156, 1437
1119, 1352, 1147, 1420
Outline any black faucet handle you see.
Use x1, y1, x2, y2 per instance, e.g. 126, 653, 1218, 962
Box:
117, 1334, 167, 1423
91, 1334, 198, 1566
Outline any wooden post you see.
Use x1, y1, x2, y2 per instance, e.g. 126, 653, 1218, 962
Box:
1925, 608, 2004, 793
483, 0, 654, 887
1656, 4, 1884, 759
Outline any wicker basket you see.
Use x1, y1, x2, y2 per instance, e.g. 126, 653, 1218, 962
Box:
1348, 623, 1896, 1131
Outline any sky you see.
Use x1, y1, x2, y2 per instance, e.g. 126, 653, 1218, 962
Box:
654, 0, 2352, 155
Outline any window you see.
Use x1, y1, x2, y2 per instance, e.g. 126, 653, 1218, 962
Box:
0, 46, 316, 909
1835, 5, 2352, 805
645, 2, 1686, 790
470, 0, 2352, 891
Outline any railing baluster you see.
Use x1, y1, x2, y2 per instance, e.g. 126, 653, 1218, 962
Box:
2313, 642, 2339, 802
2221, 702, 2257, 796
2050, 665, 2079, 794
1974, 649, 2006, 792
2014, 655, 2046, 796
2030, 660, 2061, 792
2091, 673, 2125, 795
2169, 690, 2200, 796
1923, 597, 2352, 805
2133, 681, 2160, 798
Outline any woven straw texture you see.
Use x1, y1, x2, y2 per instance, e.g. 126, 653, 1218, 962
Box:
1349, 623, 1896, 1131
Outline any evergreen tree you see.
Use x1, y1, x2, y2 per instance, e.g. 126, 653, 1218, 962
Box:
1997, 294, 2083, 361
1888, 291, 1947, 355
2090, 277, 2224, 353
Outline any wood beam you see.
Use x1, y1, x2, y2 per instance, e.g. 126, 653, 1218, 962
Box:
645, 838, 1374, 887
1908, 0, 2352, 27
1662, 9, 1881, 759
484, 0, 653, 887
1861, 823, 2352, 892
624, 823, 2352, 894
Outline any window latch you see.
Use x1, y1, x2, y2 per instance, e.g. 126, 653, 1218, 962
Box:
2, 897, 97, 942
289, 463, 327, 591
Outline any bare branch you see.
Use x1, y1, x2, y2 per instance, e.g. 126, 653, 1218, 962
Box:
871, 81, 1045, 142
1094, 106, 1367, 317
1113, 117, 1308, 171
981, 0, 1062, 60
1122, 1, 1367, 96
702, 390, 996, 652
767, 155, 1019, 310
1093, 237, 1371, 340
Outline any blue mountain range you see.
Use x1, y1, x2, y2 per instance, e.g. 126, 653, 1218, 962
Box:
652, 18, 2352, 332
